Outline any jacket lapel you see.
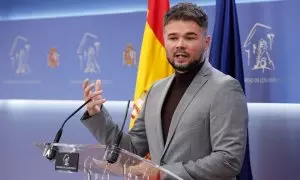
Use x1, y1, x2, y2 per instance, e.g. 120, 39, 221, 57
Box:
160, 61, 212, 160
156, 75, 175, 153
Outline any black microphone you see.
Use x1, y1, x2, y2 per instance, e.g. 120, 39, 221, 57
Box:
104, 100, 131, 164
45, 98, 93, 160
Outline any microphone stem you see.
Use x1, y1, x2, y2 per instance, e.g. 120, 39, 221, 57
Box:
60, 99, 92, 129
113, 100, 131, 146
105, 100, 131, 164
120, 100, 131, 131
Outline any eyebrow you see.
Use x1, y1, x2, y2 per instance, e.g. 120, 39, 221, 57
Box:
185, 32, 198, 36
167, 32, 198, 37
167, 33, 177, 37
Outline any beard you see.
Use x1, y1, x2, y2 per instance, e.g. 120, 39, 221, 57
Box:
167, 50, 205, 72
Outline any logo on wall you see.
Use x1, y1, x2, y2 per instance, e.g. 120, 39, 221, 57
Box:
77, 33, 101, 73
48, 47, 60, 68
244, 23, 275, 73
123, 43, 137, 67
9, 36, 31, 75
243, 23, 279, 84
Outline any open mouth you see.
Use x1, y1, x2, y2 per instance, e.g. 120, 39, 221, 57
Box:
174, 53, 189, 58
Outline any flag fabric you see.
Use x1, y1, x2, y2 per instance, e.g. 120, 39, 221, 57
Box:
209, 0, 253, 180
129, 0, 174, 129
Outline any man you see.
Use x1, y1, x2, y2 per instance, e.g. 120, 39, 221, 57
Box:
81, 3, 248, 180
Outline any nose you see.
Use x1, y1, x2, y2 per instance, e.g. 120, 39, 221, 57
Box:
176, 38, 186, 49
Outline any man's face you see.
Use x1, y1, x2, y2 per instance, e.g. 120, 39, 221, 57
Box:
163, 20, 210, 73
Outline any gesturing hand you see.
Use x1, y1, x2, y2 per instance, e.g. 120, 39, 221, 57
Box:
83, 79, 107, 116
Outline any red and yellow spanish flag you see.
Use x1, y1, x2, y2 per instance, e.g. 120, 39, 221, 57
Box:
129, 0, 174, 129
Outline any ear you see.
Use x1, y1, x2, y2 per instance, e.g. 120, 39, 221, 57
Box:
204, 35, 211, 50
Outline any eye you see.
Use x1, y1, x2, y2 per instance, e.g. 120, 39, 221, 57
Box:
168, 37, 178, 41
186, 36, 196, 40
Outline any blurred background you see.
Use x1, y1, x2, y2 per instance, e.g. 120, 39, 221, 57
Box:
0, 0, 299, 179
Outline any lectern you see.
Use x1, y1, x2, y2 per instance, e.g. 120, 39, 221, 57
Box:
35, 143, 183, 180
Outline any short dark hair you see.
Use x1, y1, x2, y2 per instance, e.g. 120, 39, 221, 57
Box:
164, 3, 208, 30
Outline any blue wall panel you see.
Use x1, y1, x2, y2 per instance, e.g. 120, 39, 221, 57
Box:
1, 1, 296, 103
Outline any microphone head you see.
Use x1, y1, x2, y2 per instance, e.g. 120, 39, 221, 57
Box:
43, 143, 57, 161
104, 145, 121, 164
43, 128, 63, 161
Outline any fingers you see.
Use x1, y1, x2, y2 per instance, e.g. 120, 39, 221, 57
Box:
83, 79, 106, 116
89, 90, 103, 100
83, 79, 89, 89
83, 79, 105, 102
84, 82, 95, 100
86, 99, 107, 110
95, 79, 102, 91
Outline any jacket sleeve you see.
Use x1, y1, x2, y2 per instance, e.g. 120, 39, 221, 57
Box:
80, 93, 151, 158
